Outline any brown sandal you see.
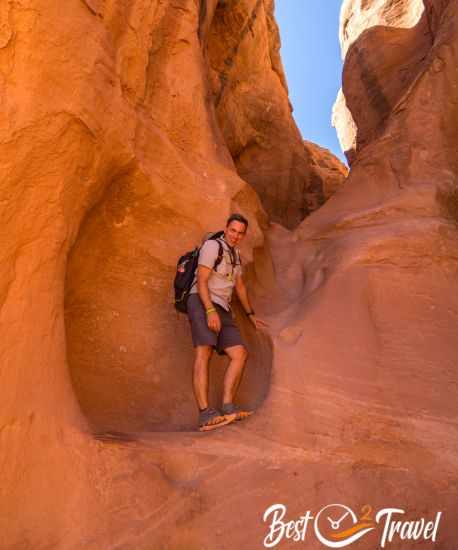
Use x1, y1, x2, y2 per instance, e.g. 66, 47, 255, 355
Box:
199, 408, 236, 432
221, 403, 253, 421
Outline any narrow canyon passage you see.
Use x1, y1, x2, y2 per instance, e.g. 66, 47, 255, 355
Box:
2, 0, 458, 548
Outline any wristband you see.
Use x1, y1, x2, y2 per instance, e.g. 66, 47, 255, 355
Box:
206, 307, 216, 315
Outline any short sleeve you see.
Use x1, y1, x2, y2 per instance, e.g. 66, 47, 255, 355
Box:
198, 240, 219, 269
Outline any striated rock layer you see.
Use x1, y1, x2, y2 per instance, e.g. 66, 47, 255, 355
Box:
1, 0, 458, 549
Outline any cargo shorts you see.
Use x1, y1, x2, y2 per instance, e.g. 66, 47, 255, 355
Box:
187, 294, 244, 355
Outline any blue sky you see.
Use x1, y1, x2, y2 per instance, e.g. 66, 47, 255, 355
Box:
275, 1, 345, 162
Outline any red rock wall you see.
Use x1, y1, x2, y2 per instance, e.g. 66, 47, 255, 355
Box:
334, 0, 430, 161
2, 0, 457, 548
281, 0, 458, 545
0, 0, 267, 545
207, 0, 347, 227
0, 1, 343, 547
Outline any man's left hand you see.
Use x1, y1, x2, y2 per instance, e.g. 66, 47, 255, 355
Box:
248, 315, 269, 331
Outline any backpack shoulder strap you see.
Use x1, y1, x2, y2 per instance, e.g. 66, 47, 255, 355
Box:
213, 240, 224, 271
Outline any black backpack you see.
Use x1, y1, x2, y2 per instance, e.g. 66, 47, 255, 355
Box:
173, 231, 226, 313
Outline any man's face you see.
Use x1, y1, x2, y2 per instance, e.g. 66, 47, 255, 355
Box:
224, 220, 247, 247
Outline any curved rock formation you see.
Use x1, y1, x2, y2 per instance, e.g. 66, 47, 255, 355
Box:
2, 0, 457, 548
0, 1, 343, 547
333, 0, 430, 162
297, 0, 458, 545
0, 0, 269, 544
206, 0, 347, 227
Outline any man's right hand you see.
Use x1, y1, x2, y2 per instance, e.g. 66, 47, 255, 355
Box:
207, 311, 221, 333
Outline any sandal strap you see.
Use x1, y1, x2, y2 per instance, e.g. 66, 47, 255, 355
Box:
199, 408, 224, 426
221, 403, 237, 415
221, 403, 253, 418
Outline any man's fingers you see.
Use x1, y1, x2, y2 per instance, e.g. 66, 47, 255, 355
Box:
207, 312, 221, 333
250, 316, 269, 329
208, 321, 221, 333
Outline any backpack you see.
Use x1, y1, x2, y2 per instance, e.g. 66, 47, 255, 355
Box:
173, 231, 225, 313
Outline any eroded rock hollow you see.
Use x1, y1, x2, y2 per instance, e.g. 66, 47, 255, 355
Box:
1, 0, 457, 548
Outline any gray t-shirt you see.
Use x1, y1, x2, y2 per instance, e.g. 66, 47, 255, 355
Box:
189, 238, 242, 311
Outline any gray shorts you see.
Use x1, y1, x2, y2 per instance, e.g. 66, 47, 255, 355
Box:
187, 294, 244, 355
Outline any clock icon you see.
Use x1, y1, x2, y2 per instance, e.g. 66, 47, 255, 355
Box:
314, 504, 376, 548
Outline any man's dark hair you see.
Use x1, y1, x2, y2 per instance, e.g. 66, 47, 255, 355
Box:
226, 213, 248, 230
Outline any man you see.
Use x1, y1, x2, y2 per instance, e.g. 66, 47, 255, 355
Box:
187, 213, 267, 431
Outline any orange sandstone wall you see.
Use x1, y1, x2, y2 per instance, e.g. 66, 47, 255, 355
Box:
0, 1, 343, 548
2, 1, 457, 549
206, 0, 348, 227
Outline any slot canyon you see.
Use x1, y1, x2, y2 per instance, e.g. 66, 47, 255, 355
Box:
0, 0, 457, 548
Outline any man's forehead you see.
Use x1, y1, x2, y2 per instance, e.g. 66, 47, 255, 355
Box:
227, 221, 246, 232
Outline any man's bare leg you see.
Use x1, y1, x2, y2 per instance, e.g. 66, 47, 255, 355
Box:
192, 345, 213, 410
222, 345, 249, 408
193, 345, 237, 430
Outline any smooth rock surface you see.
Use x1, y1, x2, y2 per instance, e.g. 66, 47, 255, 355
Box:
1, 0, 457, 548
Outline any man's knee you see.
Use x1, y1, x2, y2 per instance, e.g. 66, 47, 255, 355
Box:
227, 345, 248, 362
195, 345, 213, 362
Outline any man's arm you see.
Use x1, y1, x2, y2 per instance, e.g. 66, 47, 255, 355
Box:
197, 266, 214, 310
235, 275, 268, 330
234, 274, 254, 315
197, 265, 221, 333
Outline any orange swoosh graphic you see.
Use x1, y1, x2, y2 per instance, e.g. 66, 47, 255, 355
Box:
331, 522, 376, 540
